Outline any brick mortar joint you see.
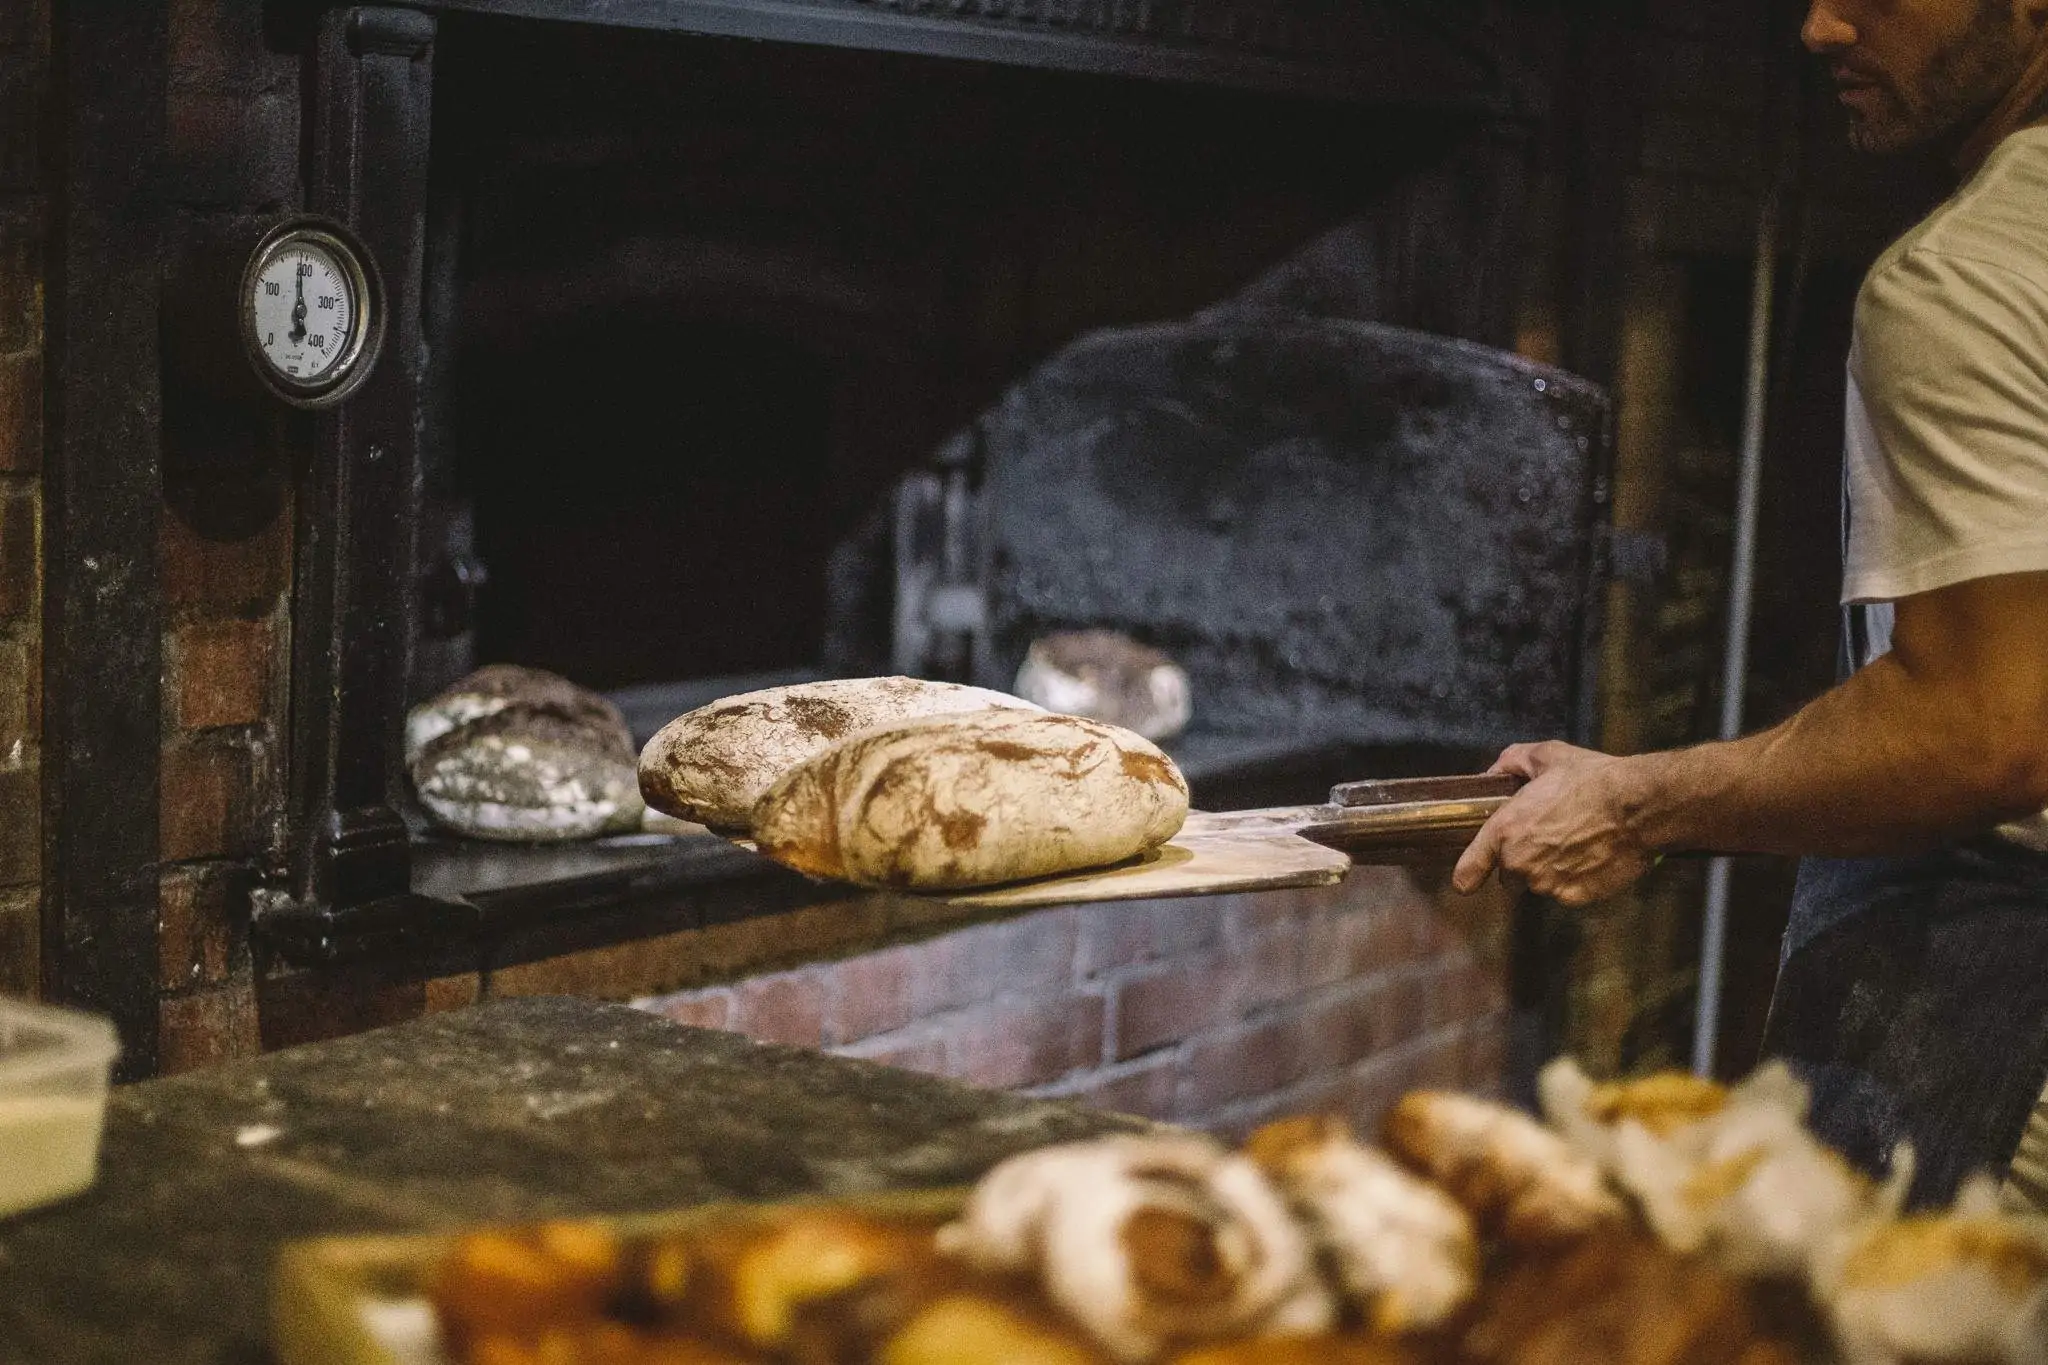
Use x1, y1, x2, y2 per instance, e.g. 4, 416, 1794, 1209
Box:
1020, 1046, 1181, 1101
866, 985, 1109, 1041
828, 983, 1103, 1057
1241, 957, 1456, 1023
1190, 1020, 1479, 1132
1094, 952, 1210, 993
1344, 1019, 1480, 1080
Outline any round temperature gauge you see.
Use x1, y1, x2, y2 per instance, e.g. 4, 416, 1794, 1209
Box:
238, 218, 385, 408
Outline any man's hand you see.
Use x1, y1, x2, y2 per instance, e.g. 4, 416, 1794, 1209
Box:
1450, 741, 1657, 906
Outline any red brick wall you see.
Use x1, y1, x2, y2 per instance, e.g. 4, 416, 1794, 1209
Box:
638, 870, 1513, 1137
153, 0, 300, 1069
0, 0, 45, 999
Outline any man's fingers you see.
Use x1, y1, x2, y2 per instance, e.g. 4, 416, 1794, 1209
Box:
1491, 743, 1548, 779
1452, 813, 1507, 893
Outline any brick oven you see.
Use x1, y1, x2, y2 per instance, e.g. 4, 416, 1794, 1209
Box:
13, 0, 1609, 1136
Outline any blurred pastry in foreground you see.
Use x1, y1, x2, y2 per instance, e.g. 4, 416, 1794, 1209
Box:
463, 1321, 760, 1365
878, 1291, 1107, 1365
1169, 1334, 1439, 1365
939, 1136, 1332, 1361
432, 1221, 625, 1345
1245, 1115, 1478, 1333
1462, 1229, 1804, 1365
1811, 1177, 2048, 1365
1380, 1092, 1624, 1245
1540, 1059, 1912, 1280
683, 1211, 939, 1353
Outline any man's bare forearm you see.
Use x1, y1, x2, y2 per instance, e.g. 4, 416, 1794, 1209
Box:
1612, 651, 2048, 858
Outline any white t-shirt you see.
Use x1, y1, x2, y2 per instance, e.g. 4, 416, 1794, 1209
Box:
1843, 126, 2048, 847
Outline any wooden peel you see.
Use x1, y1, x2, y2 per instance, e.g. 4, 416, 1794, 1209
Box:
937, 774, 1523, 909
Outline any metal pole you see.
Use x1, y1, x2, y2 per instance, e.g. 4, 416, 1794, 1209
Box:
1693, 185, 1781, 1079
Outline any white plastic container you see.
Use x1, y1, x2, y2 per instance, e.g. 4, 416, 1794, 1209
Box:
0, 998, 118, 1218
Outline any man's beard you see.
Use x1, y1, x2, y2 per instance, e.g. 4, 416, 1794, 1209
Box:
1849, 0, 2025, 152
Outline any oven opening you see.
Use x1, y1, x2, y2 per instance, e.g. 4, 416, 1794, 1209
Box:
405, 17, 1579, 913
464, 322, 836, 693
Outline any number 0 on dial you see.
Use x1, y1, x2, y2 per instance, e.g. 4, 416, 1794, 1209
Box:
239, 218, 385, 408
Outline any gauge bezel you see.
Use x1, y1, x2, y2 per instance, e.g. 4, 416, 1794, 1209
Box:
238, 216, 387, 410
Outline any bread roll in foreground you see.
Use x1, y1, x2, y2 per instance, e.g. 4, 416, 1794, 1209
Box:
752, 710, 1189, 891
1380, 1091, 1624, 1246
638, 677, 1040, 832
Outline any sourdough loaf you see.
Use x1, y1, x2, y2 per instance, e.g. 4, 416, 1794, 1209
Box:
750, 709, 1188, 891
406, 663, 630, 764
638, 677, 1040, 833
1013, 630, 1192, 742
411, 701, 644, 842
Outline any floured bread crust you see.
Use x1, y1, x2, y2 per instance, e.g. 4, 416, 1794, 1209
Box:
1541, 1058, 1910, 1282
638, 677, 1041, 832
406, 663, 628, 764
1014, 630, 1193, 742
1245, 1115, 1478, 1333
937, 1135, 1331, 1362
411, 701, 644, 842
750, 709, 1189, 891
1381, 1091, 1624, 1246
1814, 1186, 2048, 1365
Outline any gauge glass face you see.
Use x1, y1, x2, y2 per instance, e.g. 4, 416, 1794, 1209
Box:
248, 239, 356, 386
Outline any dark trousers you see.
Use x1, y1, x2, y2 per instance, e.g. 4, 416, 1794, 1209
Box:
1761, 838, 2048, 1207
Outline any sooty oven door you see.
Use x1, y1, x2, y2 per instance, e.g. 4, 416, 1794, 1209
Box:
882, 317, 1614, 807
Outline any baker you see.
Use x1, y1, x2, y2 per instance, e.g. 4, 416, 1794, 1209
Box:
1452, 0, 2048, 1208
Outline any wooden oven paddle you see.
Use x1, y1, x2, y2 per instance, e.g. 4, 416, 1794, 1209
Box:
934, 773, 1525, 910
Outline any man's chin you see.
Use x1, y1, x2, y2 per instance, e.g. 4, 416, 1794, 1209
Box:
1847, 113, 1935, 155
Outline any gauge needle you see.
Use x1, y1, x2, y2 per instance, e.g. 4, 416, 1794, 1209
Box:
290, 271, 308, 343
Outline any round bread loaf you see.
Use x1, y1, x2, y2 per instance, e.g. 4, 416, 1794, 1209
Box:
406, 663, 629, 763
638, 677, 1041, 833
751, 709, 1189, 891
411, 701, 644, 842
1013, 629, 1193, 742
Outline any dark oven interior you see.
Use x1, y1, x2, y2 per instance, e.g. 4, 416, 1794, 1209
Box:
269, 4, 1615, 951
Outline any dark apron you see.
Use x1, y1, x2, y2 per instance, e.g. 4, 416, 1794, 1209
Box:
1760, 588, 2048, 1205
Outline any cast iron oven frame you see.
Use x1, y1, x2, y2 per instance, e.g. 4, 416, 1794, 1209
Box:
244, 0, 1560, 965
42, 0, 1573, 1063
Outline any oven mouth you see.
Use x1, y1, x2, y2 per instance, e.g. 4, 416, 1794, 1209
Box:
242, 3, 1596, 974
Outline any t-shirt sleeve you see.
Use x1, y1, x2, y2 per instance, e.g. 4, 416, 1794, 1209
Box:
1843, 245, 2048, 603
